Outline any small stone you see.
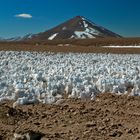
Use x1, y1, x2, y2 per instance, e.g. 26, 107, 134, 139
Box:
83, 130, 90, 135
53, 119, 58, 123
55, 99, 65, 105
86, 122, 96, 127
73, 111, 78, 115
98, 126, 105, 130
41, 137, 49, 140
54, 133, 61, 138
136, 135, 140, 139
61, 124, 67, 127
109, 131, 122, 137
69, 120, 75, 124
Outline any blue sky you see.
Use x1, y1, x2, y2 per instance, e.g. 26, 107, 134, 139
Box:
0, 0, 140, 38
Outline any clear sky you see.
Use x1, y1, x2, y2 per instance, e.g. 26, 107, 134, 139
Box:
0, 0, 140, 38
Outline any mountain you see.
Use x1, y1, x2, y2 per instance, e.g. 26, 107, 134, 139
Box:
1, 16, 122, 42
25, 16, 122, 41
5, 37, 22, 42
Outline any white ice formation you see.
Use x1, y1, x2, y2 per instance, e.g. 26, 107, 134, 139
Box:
0, 51, 140, 106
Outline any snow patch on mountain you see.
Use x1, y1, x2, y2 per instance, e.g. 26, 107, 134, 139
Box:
62, 27, 67, 30
86, 27, 100, 36
74, 31, 95, 39
48, 33, 58, 40
81, 18, 89, 28
83, 20, 88, 28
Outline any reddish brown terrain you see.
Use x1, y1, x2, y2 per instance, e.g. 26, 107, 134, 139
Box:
1, 38, 140, 54
0, 94, 140, 140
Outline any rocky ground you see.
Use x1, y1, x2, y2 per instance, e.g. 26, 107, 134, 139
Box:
1, 38, 140, 54
0, 93, 140, 140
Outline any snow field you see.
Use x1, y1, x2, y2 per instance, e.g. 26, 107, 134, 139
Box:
0, 51, 140, 106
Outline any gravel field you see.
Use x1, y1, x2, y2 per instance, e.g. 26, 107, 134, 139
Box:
1, 93, 140, 140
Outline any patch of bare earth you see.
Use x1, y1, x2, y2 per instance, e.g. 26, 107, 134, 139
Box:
0, 93, 140, 139
1, 37, 140, 54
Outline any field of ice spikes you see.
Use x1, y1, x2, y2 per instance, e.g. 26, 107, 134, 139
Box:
0, 51, 140, 106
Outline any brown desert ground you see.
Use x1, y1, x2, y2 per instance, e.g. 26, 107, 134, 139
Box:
1, 94, 140, 140
1, 37, 140, 53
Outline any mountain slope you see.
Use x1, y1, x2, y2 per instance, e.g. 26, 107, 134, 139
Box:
26, 16, 122, 40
